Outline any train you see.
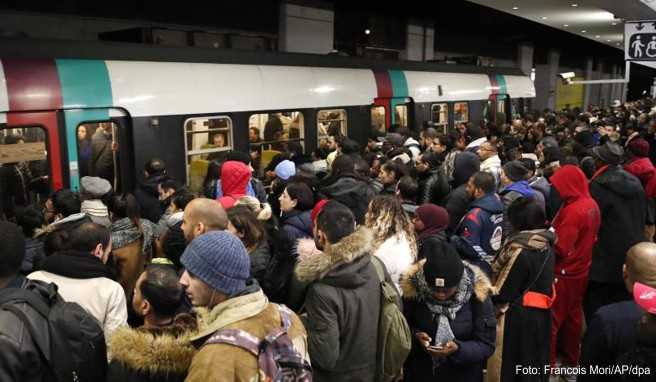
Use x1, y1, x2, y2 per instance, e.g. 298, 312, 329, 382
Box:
0, 39, 535, 197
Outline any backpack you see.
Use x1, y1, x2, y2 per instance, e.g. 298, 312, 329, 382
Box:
204, 304, 312, 382
371, 256, 412, 382
0, 285, 107, 382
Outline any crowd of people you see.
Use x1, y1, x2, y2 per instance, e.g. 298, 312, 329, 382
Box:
2, 97, 656, 382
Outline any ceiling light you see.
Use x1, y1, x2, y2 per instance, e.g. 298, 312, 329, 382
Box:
595, 35, 601, 38
541, 16, 548, 20
611, 22, 617, 25
607, 39, 611, 42
512, 6, 519, 10
581, 30, 587, 33
571, 3, 579, 7
364, 29, 371, 35
563, 24, 569, 27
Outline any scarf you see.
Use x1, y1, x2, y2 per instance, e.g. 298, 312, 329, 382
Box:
491, 229, 553, 293
410, 265, 474, 371
111, 217, 155, 255
39, 250, 113, 279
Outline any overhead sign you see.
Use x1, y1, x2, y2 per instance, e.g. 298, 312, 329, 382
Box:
625, 21, 656, 61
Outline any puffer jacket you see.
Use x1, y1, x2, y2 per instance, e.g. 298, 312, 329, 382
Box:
373, 232, 415, 294
319, 176, 376, 225
0, 276, 52, 382
418, 168, 451, 206
186, 282, 308, 382
135, 174, 168, 223
589, 165, 646, 284
218, 161, 251, 210
106, 313, 198, 382
249, 240, 272, 283
295, 227, 381, 381
550, 165, 601, 278
401, 261, 496, 382
279, 209, 313, 255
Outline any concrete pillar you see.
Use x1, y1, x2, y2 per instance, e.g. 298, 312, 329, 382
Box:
401, 22, 434, 61
546, 50, 560, 111
517, 43, 534, 76
583, 57, 594, 110
279, 2, 334, 54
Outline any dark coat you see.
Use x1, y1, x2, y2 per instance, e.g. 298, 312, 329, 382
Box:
279, 209, 313, 254
457, 193, 505, 263
135, 174, 168, 223
417, 168, 451, 206
578, 300, 643, 382
249, 240, 272, 284
90, 128, 114, 182
445, 184, 471, 235
401, 261, 496, 382
589, 165, 646, 284
0, 276, 53, 382
296, 227, 381, 382
319, 176, 376, 225
492, 236, 555, 382
0, 164, 30, 219
106, 314, 198, 382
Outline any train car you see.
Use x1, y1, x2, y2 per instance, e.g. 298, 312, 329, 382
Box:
0, 39, 534, 210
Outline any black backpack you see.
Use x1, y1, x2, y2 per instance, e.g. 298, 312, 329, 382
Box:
0, 284, 107, 382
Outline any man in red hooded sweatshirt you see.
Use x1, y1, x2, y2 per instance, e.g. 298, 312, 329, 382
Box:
624, 137, 656, 241
217, 160, 252, 210
548, 165, 601, 374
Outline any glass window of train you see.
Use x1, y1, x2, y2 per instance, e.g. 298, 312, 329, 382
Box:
371, 106, 386, 134
0, 126, 50, 219
183, 116, 233, 193
431, 103, 448, 126
454, 102, 469, 124
394, 105, 408, 129
78, 122, 123, 190
248, 112, 304, 174
317, 109, 347, 145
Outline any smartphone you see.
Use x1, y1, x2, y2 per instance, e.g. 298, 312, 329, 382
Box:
427, 344, 444, 350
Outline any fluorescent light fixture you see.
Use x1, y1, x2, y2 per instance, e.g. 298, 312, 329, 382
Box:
541, 16, 548, 20
595, 35, 601, 38
512, 6, 519, 10
563, 24, 569, 27
581, 30, 587, 33
571, 3, 579, 7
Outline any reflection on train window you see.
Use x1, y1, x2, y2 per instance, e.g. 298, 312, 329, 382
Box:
77, 122, 122, 190
431, 103, 448, 126
0, 126, 50, 219
394, 105, 408, 129
317, 109, 347, 145
249, 111, 304, 172
371, 106, 386, 133
454, 102, 469, 123
184, 116, 233, 193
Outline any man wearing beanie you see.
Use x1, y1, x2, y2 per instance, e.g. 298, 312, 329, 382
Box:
585, 141, 647, 323
400, 241, 495, 381
499, 160, 536, 209
80, 176, 112, 227
181, 231, 309, 381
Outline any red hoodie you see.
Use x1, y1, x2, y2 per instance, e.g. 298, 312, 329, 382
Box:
624, 157, 656, 198
550, 165, 601, 278
218, 161, 251, 209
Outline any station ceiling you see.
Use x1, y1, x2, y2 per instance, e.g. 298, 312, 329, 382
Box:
466, 0, 655, 50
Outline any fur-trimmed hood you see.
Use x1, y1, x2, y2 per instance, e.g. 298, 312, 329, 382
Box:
400, 259, 492, 302
109, 313, 198, 377
295, 227, 374, 283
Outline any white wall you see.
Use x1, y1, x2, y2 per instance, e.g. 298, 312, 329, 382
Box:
278, 3, 334, 54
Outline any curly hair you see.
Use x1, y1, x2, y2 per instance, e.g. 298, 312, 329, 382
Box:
364, 195, 417, 260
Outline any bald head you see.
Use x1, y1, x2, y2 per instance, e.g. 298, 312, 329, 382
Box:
624, 242, 656, 292
181, 198, 228, 243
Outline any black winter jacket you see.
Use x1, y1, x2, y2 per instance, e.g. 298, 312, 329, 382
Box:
418, 168, 451, 206
319, 176, 376, 225
135, 174, 168, 223
0, 276, 54, 382
295, 227, 381, 382
279, 209, 312, 254
401, 262, 496, 382
589, 165, 646, 284
90, 129, 115, 181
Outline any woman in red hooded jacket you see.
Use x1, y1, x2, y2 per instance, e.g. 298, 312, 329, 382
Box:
217, 160, 252, 210
624, 137, 656, 241
548, 165, 601, 371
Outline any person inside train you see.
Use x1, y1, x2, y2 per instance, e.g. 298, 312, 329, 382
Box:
90, 122, 116, 183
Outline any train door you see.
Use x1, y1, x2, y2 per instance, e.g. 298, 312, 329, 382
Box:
485, 94, 512, 126
371, 97, 414, 132
63, 108, 134, 193
0, 111, 63, 219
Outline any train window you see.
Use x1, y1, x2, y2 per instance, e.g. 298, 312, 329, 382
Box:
77, 122, 123, 190
431, 103, 449, 126
317, 109, 347, 145
183, 116, 233, 193
371, 106, 386, 133
394, 105, 408, 129
0, 126, 50, 219
249, 112, 304, 173
454, 102, 469, 123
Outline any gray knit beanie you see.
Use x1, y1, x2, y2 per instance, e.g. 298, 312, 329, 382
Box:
180, 231, 250, 296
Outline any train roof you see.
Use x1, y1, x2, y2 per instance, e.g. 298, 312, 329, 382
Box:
0, 38, 526, 76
